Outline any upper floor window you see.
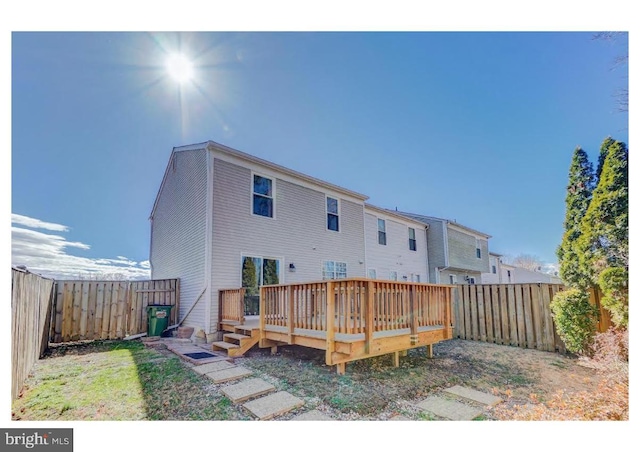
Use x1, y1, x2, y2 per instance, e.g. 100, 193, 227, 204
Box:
475, 238, 481, 259
326, 196, 339, 232
323, 261, 347, 280
378, 219, 387, 245
409, 227, 417, 251
253, 174, 273, 217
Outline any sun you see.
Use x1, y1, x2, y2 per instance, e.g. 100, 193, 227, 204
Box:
166, 53, 194, 84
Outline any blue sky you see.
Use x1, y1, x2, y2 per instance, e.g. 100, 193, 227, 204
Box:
9, 30, 628, 278
3, 1, 635, 448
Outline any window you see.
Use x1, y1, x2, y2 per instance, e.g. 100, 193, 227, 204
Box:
326, 196, 339, 231
411, 274, 421, 283
389, 271, 398, 281
241, 256, 281, 315
408, 227, 417, 251
449, 274, 457, 284
507, 270, 512, 282
368, 269, 377, 279
323, 261, 347, 280
469, 277, 476, 284
378, 219, 386, 245
252, 174, 274, 217
492, 265, 497, 274
475, 238, 482, 259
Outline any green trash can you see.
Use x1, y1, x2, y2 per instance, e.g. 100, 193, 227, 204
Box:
147, 305, 173, 337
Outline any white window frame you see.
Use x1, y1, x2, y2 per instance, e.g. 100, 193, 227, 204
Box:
475, 238, 482, 259
251, 172, 276, 219
240, 254, 284, 287
449, 274, 457, 284
322, 260, 347, 280
389, 271, 398, 281
469, 277, 476, 284
378, 218, 387, 245
368, 268, 377, 279
408, 227, 417, 251
326, 195, 340, 232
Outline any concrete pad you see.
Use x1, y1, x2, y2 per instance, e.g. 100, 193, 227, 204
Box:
205, 366, 253, 383
443, 385, 503, 407
192, 360, 236, 375
415, 396, 483, 421
243, 391, 304, 420
291, 410, 333, 421
221, 378, 276, 404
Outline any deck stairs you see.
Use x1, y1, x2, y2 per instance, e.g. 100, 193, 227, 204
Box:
212, 323, 261, 358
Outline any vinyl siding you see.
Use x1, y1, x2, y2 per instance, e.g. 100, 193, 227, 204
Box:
447, 228, 490, 273
425, 219, 446, 282
209, 156, 366, 331
441, 269, 482, 285
364, 211, 428, 282
150, 149, 207, 330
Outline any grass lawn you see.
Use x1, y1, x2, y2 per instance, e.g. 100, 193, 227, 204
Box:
13, 338, 613, 421
12, 340, 249, 420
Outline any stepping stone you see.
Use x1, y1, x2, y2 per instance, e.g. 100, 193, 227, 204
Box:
192, 360, 236, 375
443, 385, 503, 407
415, 396, 483, 421
221, 378, 276, 404
388, 414, 412, 421
291, 410, 333, 421
243, 391, 304, 420
205, 366, 252, 383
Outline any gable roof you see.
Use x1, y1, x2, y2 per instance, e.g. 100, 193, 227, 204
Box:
150, 140, 369, 219
391, 210, 492, 239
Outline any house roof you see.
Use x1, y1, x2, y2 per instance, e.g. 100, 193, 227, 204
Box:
390, 210, 492, 239
150, 140, 370, 219
204, 141, 369, 201
364, 203, 430, 227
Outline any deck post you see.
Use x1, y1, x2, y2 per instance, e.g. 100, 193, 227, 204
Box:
365, 280, 374, 354
409, 283, 418, 346
259, 287, 265, 342
325, 281, 335, 367
336, 362, 346, 375
445, 287, 453, 340
426, 344, 433, 359
287, 285, 294, 343
393, 351, 400, 367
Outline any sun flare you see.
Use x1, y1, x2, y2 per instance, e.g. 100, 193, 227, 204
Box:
166, 53, 194, 83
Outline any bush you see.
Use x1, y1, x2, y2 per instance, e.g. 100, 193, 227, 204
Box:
598, 267, 628, 328
550, 288, 598, 354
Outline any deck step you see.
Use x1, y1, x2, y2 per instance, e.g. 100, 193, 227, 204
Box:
224, 333, 251, 342
211, 341, 240, 351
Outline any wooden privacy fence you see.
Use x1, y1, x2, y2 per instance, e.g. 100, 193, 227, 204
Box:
453, 284, 610, 353
11, 268, 55, 400
50, 279, 179, 343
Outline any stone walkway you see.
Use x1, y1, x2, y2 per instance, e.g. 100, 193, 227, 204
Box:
153, 338, 501, 421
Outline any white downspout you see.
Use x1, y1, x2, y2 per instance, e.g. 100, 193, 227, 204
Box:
203, 147, 215, 334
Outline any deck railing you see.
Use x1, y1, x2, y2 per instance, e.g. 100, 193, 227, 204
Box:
219, 288, 246, 323
260, 278, 453, 338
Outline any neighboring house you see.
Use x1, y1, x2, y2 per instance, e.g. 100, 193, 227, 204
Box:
392, 211, 491, 285
481, 252, 562, 284
364, 204, 429, 283
482, 252, 504, 283
150, 141, 368, 334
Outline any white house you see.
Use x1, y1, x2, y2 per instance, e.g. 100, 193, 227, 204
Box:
150, 141, 369, 334
481, 252, 563, 284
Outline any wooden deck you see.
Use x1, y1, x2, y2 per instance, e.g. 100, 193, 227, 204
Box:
220, 279, 455, 374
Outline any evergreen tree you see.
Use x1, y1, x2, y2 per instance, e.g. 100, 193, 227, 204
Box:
556, 147, 595, 288
595, 136, 615, 182
578, 140, 629, 285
